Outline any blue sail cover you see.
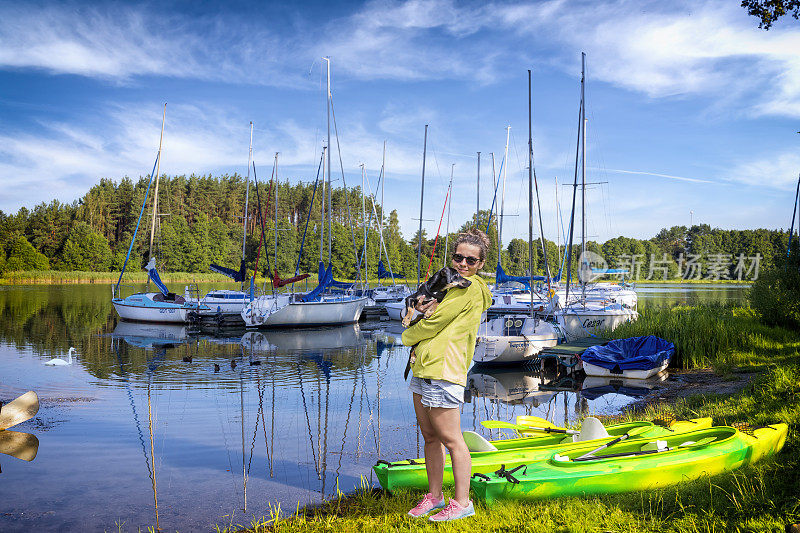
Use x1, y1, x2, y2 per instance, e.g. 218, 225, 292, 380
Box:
580, 383, 652, 401
210, 260, 246, 282
145, 258, 170, 296
302, 262, 333, 302
377, 260, 403, 279
581, 336, 675, 372
495, 263, 546, 287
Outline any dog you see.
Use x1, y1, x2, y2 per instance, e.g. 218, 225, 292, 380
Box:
401, 267, 472, 328
402, 267, 471, 379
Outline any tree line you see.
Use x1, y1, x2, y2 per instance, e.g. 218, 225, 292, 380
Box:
0, 173, 793, 282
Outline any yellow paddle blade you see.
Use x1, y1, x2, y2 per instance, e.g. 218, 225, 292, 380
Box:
481, 421, 524, 430
515, 415, 562, 430
0, 391, 39, 431
0, 430, 39, 461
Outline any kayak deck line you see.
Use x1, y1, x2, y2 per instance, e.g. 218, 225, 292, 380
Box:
469, 423, 788, 503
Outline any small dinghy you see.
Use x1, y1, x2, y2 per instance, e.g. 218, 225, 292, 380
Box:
580, 335, 675, 379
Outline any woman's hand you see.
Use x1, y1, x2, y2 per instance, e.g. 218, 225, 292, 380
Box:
415, 299, 439, 315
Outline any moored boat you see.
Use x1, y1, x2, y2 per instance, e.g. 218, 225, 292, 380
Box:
581, 335, 674, 379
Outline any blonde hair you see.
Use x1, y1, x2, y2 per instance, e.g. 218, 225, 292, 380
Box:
453, 228, 490, 261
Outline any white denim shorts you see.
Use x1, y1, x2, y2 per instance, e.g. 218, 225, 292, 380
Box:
409, 376, 465, 409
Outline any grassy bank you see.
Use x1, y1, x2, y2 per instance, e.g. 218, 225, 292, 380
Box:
223, 304, 799, 533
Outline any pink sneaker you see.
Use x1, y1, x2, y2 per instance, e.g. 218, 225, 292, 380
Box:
429, 499, 475, 522
408, 493, 446, 517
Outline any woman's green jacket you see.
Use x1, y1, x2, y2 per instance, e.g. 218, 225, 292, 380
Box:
401, 274, 492, 386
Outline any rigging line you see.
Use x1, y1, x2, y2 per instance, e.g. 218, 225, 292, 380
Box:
113, 341, 153, 482
358, 347, 379, 450
147, 384, 159, 531
247, 371, 263, 479
424, 181, 452, 281
329, 97, 362, 280
336, 352, 360, 477
212, 366, 238, 498
297, 363, 320, 476
251, 161, 273, 285
294, 150, 324, 279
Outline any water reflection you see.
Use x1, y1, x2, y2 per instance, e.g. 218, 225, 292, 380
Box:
0, 283, 749, 532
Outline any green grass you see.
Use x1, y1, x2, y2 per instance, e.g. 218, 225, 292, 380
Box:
216, 304, 800, 533
607, 304, 798, 369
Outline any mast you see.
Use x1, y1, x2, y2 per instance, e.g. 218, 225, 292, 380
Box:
320, 146, 326, 264
499, 126, 510, 261
476, 152, 481, 225
147, 104, 166, 287
444, 164, 454, 267
274, 152, 279, 278
324, 56, 332, 264
417, 124, 428, 287
565, 54, 585, 306
530, 70, 553, 293
528, 71, 535, 318
241, 122, 254, 289
491, 152, 498, 256
581, 52, 587, 302
361, 163, 368, 288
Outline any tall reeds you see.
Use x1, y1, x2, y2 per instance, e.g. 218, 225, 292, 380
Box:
607, 304, 799, 369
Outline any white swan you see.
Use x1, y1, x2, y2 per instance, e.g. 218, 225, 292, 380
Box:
44, 347, 75, 366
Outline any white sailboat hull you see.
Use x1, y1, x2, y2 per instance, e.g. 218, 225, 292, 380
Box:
473, 317, 559, 364
581, 359, 669, 379
242, 295, 367, 328
112, 293, 200, 323
555, 305, 638, 341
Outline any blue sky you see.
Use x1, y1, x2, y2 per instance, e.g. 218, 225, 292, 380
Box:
1, 0, 799, 244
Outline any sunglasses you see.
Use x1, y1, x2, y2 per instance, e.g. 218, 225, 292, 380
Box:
452, 253, 480, 266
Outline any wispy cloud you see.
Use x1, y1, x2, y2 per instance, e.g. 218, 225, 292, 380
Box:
3, 0, 800, 118
601, 168, 717, 184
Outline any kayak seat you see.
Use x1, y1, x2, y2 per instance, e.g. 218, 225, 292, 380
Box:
640, 440, 668, 452
572, 417, 610, 442
463, 431, 498, 452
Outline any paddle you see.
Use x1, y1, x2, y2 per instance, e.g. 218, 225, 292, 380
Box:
481, 420, 579, 435
571, 436, 717, 462
0, 391, 39, 431
575, 425, 651, 460
0, 430, 39, 461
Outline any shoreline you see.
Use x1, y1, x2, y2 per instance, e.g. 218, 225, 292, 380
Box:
0, 270, 753, 286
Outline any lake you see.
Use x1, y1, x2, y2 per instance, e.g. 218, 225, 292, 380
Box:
0, 282, 749, 531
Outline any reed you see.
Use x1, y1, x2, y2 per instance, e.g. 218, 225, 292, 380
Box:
225, 348, 800, 533
607, 303, 798, 369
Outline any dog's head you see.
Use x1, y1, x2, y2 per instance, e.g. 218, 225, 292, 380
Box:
429, 266, 471, 293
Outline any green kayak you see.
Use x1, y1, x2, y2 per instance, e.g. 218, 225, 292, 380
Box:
373, 417, 711, 491
470, 423, 788, 503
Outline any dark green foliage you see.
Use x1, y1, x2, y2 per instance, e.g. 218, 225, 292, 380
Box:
0, 174, 793, 280
59, 222, 114, 271
3, 234, 50, 271
742, 0, 800, 29
750, 246, 800, 329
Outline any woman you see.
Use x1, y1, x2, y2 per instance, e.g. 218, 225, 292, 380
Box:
401, 228, 492, 522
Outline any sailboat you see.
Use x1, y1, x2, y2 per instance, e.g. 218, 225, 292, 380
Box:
474, 72, 561, 364
240, 58, 367, 327
552, 53, 638, 341
185, 122, 256, 320
112, 105, 209, 324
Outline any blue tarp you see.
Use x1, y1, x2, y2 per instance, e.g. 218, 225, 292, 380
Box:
581, 384, 651, 400
495, 263, 546, 288
581, 335, 674, 372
